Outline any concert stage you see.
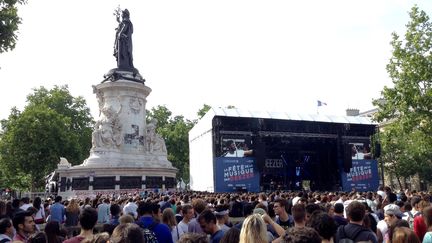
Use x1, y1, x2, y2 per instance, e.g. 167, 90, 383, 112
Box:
189, 108, 379, 192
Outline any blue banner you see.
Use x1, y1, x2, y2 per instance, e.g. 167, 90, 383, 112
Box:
341, 159, 379, 192
215, 157, 260, 192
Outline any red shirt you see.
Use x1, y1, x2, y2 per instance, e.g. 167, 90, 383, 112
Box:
63, 235, 86, 243
414, 215, 427, 241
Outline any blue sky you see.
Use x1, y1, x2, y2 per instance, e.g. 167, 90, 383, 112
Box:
1, 0, 431, 120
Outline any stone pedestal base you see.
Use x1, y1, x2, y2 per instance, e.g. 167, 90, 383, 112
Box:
57, 164, 177, 199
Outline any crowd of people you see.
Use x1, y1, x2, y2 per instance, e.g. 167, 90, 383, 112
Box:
0, 186, 432, 243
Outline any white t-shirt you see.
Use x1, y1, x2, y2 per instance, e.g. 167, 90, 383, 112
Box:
225, 150, 245, 157
377, 219, 388, 243
170, 225, 185, 242
178, 220, 189, 234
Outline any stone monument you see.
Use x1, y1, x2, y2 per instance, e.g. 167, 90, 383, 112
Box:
54, 9, 177, 198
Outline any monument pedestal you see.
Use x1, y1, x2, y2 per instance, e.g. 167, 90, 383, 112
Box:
54, 73, 177, 198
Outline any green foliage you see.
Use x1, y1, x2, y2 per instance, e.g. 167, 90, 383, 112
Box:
373, 6, 432, 183
0, 85, 94, 191
197, 104, 211, 119
0, 0, 26, 53
147, 106, 196, 182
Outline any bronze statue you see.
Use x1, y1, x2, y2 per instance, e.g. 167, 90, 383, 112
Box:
114, 8, 134, 70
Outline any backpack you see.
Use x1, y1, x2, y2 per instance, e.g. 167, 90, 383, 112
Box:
338, 225, 369, 243
137, 221, 159, 243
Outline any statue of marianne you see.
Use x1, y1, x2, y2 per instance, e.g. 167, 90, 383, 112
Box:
113, 8, 134, 70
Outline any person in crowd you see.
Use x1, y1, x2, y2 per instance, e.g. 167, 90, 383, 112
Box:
333, 202, 348, 226
19, 198, 32, 211
97, 198, 110, 224
188, 199, 207, 234
198, 209, 224, 243
0, 217, 14, 243
178, 233, 209, 243
308, 211, 338, 243
119, 214, 135, 225
214, 204, 230, 233
10, 199, 24, 218
122, 198, 138, 219
335, 201, 378, 243
111, 223, 145, 243
273, 198, 294, 230
0, 201, 7, 220
87, 232, 110, 243
160, 196, 172, 212
44, 221, 64, 243
136, 201, 173, 243
283, 226, 322, 243
179, 204, 194, 233
175, 204, 183, 224
291, 204, 307, 228
422, 206, 432, 243
229, 195, 243, 218
65, 199, 80, 227
163, 207, 185, 242
239, 214, 267, 243
49, 196, 65, 223
414, 200, 431, 241
27, 232, 47, 243
64, 207, 98, 243
109, 203, 121, 226
32, 197, 45, 225
392, 226, 420, 243
220, 227, 240, 243
13, 211, 35, 243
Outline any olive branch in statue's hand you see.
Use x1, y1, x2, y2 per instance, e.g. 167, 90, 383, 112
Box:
114, 5, 122, 23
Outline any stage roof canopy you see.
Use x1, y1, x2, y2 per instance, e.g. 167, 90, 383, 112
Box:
190, 107, 377, 140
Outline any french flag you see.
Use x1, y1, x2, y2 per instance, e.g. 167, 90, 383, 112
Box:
317, 100, 327, 106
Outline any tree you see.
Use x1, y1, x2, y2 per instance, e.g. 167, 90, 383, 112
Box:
147, 105, 195, 182
373, 6, 432, 184
0, 0, 26, 53
0, 85, 94, 191
196, 104, 211, 119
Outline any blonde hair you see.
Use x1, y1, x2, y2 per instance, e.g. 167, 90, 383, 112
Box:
66, 199, 80, 213
162, 208, 177, 228
239, 214, 268, 243
392, 227, 420, 243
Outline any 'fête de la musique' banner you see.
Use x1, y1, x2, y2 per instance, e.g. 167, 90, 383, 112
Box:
214, 157, 260, 192
341, 159, 379, 192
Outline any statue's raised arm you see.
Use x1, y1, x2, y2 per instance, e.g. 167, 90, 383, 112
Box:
113, 8, 134, 70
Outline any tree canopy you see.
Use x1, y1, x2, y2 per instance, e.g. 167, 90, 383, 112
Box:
0, 0, 26, 53
373, 6, 432, 185
0, 85, 94, 191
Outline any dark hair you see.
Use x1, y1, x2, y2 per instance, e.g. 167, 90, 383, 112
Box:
198, 209, 216, 224
182, 204, 193, 215
79, 207, 98, 230
347, 201, 366, 222
411, 196, 421, 207
33, 197, 42, 211
274, 198, 288, 210
243, 203, 254, 216
334, 203, 344, 214
110, 204, 121, 216
54, 196, 62, 203
28, 232, 47, 243
44, 221, 62, 243
308, 212, 337, 240
137, 201, 153, 216
0, 218, 12, 234
305, 203, 323, 216
388, 193, 397, 203
220, 227, 240, 243
12, 211, 33, 231
284, 226, 322, 243
292, 204, 306, 223
21, 197, 30, 204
